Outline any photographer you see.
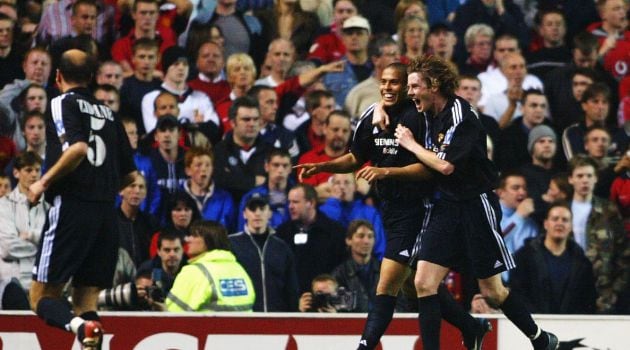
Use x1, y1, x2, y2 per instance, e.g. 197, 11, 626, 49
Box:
299, 274, 356, 313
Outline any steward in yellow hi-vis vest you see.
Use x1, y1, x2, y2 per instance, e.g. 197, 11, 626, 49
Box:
165, 221, 255, 312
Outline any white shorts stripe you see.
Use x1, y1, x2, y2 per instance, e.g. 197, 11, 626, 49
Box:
37, 196, 62, 282
479, 193, 515, 269
410, 198, 433, 262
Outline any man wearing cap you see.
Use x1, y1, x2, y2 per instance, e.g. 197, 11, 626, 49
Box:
229, 195, 299, 311
141, 46, 220, 134
323, 15, 373, 106
426, 23, 458, 66
497, 89, 551, 171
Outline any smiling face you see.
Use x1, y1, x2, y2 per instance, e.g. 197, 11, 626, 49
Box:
380, 66, 406, 107
346, 224, 375, 259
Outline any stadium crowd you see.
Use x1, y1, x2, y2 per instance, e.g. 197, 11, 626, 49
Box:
0, 0, 629, 315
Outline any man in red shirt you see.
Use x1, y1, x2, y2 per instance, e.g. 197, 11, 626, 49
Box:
307, 0, 357, 64
187, 40, 230, 105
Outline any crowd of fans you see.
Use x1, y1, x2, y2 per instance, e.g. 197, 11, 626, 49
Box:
0, 0, 629, 315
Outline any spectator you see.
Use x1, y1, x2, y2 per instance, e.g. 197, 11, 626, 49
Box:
0, 175, 9, 197
141, 46, 220, 133
319, 173, 385, 260
297, 110, 352, 199
20, 111, 46, 162
237, 149, 294, 231
583, 126, 622, 199
276, 183, 346, 293
567, 155, 630, 314
11, 84, 47, 152
116, 171, 159, 267
307, 0, 358, 65
214, 96, 271, 203
345, 37, 400, 123
0, 105, 16, 172
0, 152, 47, 291
497, 89, 550, 170
396, 16, 428, 65
323, 15, 373, 106
111, 0, 176, 77
149, 191, 201, 257
458, 24, 495, 76
229, 195, 299, 311
286, 90, 335, 154
298, 274, 340, 312
331, 220, 380, 312
526, 8, 571, 79
393, 0, 427, 30
214, 53, 257, 133
187, 40, 231, 106
94, 84, 120, 113
455, 75, 500, 150
0, 13, 23, 88
182, 147, 235, 231
166, 220, 255, 312
610, 151, 630, 233
549, 68, 596, 133
95, 61, 124, 90
120, 38, 162, 135
255, 38, 295, 87
589, 0, 630, 80
562, 83, 612, 160
510, 202, 597, 314
542, 172, 573, 204
137, 230, 187, 302
425, 23, 457, 66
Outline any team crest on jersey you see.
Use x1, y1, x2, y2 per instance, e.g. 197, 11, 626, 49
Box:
437, 133, 445, 143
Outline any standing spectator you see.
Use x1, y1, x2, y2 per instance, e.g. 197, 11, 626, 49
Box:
111, 0, 177, 77
510, 202, 597, 314
0, 152, 47, 291
397, 16, 428, 65
458, 24, 495, 76
425, 23, 458, 66
182, 147, 235, 231
0, 13, 23, 88
95, 61, 124, 90
526, 8, 571, 79
589, 0, 630, 80
237, 149, 293, 231
141, 46, 220, 134
120, 38, 162, 135
229, 196, 299, 311
276, 184, 346, 293
116, 171, 159, 268
10, 84, 47, 152
187, 40, 230, 106
93, 85, 120, 113
345, 37, 400, 122
319, 173, 386, 260
20, 111, 46, 162
297, 110, 351, 199
455, 75, 501, 150
323, 15, 373, 106
255, 38, 295, 87
36, 0, 115, 47
331, 220, 380, 312
568, 155, 630, 313
497, 171, 539, 256
307, 0, 358, 65
166, 220, 255, 312
213, 96, 271, 203
287, 90, 335, 153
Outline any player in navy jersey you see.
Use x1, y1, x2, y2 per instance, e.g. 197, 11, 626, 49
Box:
393, 55, 559, 350
28, 49, 136, 350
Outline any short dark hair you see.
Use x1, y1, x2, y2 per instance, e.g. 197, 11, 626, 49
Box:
228, 96, 259, 120
498, 169, 525, 190
545, 201, 572, 219
0, 12, 15, 26
13, 151, 42, 171
58, 49, 97, 85
119, 171, 145, 191
305, 90, 334, 111
346, 219, 374, 239
72, 0, 97, 16
368, 36, 397, 58
132, 37, 159, 54
583, 125, 611, 142
247, 85, 275, 101
534, 8, 565, 27
133, 0, 158, 12
21, 110, 45, 131
573, 31, 599, 55
568, 154, 598, 175
384, 62, 408, 89
291, 183, 318, 203
265, 148, 291, 163
157, 228, 184, 249
153, 91, 177, 110
521, 88, 545, 105
581, 82, 610, 103
94, 83, 119, 96
571, 67, 598, 82
189, 220, 231, 251
326, 109, 351, 125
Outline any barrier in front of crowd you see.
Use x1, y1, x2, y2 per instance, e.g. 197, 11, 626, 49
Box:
0, 311, 628, 349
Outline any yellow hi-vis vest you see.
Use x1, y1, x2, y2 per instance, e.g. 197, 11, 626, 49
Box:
166, 250, 255, 312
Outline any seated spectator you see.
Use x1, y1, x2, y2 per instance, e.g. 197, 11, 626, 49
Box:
583, 126, 619, 198
589, 0, 630, 80
0, 152, 47, 291
331, 220, 380, 312
117, 171, 160, 267
610, 151, 630, 233
568, 155, 630, 313
166, 220, 255, 312
149, 191, 201, 257
95, 61, 124, 91
214, 53, 258, 133
319, 173, 385, 260
229, 196, 299, 311
10, 83, 47, 152
187, 40, 230, 106
19, 110, 47, 163
542, 172, 573, 205
497, 170, 539, 257
297, 110, 352, 199
237, 149, 294, 231
396, 15, 428, 65
525, 8, 571, 79
425, 23, 457, 66
298, 274, 341, 313
141, 46, 220, 133
182, 147, 235, 231
276, 184, 346, 293
510, 202, 597, 314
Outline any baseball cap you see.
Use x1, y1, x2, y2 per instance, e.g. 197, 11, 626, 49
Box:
155, 114, 179, 131
245, 195, 269, 211
342, 15, 371, 35
429, 22, 454, 35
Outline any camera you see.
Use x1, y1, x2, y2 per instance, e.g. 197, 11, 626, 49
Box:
97, 283, 165, 310
310, 287, 356, 312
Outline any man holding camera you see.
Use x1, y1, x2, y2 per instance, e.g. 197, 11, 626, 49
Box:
299, 274, 349, 312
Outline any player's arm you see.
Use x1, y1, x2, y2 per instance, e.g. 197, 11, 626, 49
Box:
295, 153, 362, 180
395, 125, 454, 176
28, 141, 89, 203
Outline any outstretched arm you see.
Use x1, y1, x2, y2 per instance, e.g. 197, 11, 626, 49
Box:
295, 153, 361, 181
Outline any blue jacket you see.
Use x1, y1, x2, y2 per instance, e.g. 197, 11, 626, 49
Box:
237, 183, 292, 231
134, 152, 161, 216
319, 198, 386, 260
182, 181, 236, 232
229, 229, 299, 311
323, 57, 372, 106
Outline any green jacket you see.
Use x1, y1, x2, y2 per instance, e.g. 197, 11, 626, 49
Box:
166, 250, 255, 312
582, 196, 630, 313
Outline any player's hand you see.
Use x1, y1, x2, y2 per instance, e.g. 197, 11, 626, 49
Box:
298, 292, 312, 312
515, 198, 534, 218
294, 163, 323, 180
372, 102, 390, 129
394, 124, 417, 151
27, 180, 46, 204
356, 166, 389, 183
